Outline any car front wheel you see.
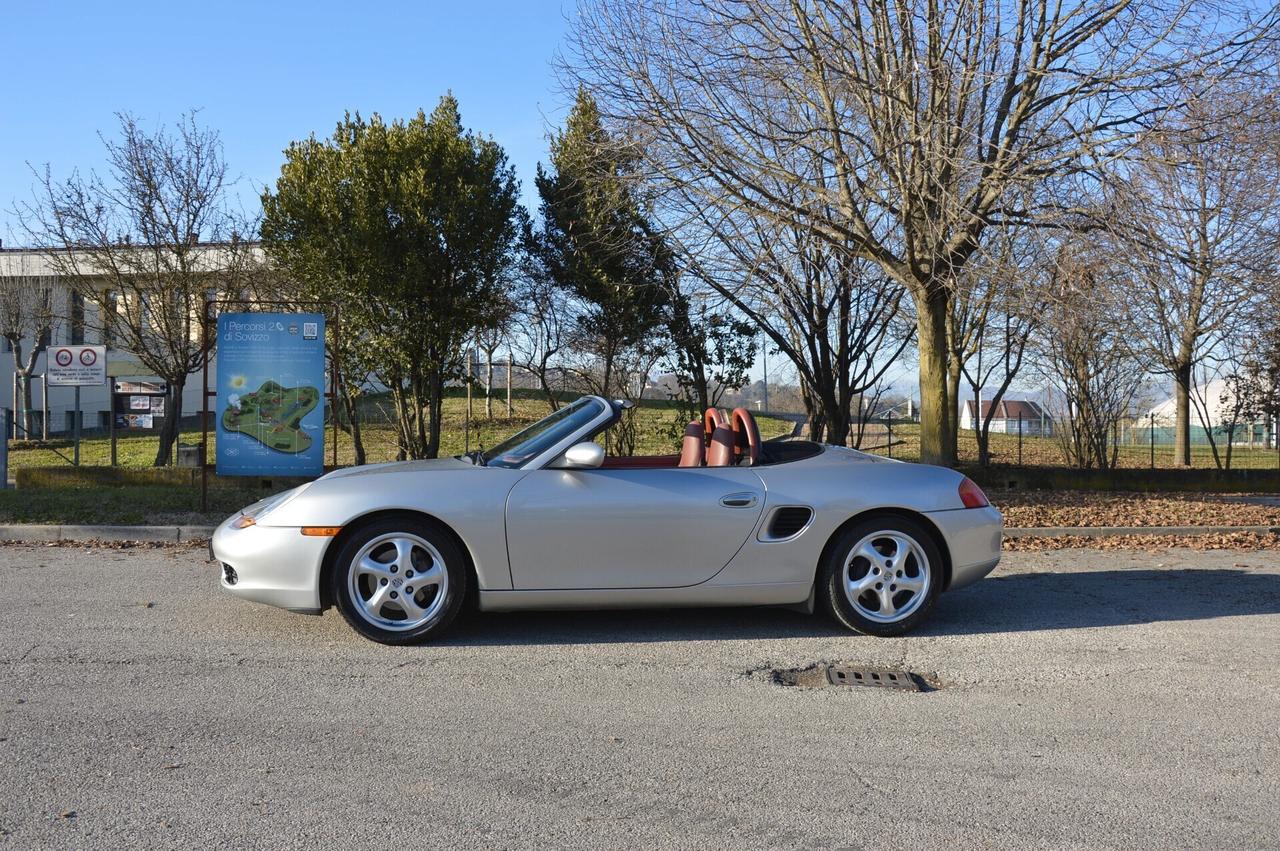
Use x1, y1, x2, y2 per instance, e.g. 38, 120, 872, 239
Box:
332, 517, 468, 645
819, 517, 942, 637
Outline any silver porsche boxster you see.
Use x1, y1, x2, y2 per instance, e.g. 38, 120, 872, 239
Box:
211, 397, 1002, 644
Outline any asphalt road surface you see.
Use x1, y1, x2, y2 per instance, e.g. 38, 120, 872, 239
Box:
2, 544, 1278, 849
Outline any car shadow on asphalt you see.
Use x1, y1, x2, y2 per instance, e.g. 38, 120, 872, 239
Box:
922, 568, 1280, 636
441, 605, 842, 645
437, 568, 1280, 645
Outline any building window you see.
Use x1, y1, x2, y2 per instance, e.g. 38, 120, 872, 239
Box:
70, 291, 85, 345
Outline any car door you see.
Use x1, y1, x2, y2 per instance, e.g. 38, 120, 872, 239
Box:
505, 465, 766, 589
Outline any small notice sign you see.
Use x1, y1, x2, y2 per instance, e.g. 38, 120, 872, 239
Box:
48, 345, 106, 387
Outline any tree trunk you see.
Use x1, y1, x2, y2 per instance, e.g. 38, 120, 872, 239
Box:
14, 373, 32, 439
976, 427, 991, 467
916, 291, 955, 466
424, 367, 445, 459
1173, 362, 1192, 467
335, 370, 366, 467
154, 381, 184, 466
690, 362, 710, 419
947, 358, 963, 459
822, 388, 851, 447
485, 353, 494, 419
602, 340, 615, 400
348, 405, 366, 467
538, 368, 560, 411
975, 389, 991, 468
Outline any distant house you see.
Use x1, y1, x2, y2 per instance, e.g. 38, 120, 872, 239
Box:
960, 399, 1052, 436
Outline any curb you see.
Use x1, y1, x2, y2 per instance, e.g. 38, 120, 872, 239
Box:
0, 525, 216, 543
1004, 525, 1280, 538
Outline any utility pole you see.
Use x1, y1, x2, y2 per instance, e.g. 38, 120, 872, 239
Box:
464, 348, 472, 454
761, 332, 769, 411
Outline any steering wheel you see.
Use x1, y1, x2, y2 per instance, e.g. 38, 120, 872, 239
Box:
730, 408, 761, 466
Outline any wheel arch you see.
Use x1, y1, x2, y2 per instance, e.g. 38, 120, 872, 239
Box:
816, 507, 953, 591
318, 508, 479, 610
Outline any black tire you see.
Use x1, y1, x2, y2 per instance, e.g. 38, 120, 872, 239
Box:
818, 516, 943, 637
331, 516, 469, 645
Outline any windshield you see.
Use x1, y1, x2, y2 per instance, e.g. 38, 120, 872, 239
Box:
479, 397, 608, 468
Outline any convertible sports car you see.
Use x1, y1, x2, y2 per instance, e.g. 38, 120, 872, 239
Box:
211, 397, 1002, 644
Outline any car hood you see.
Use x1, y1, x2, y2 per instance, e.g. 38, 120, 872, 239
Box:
317, 457, 477, 481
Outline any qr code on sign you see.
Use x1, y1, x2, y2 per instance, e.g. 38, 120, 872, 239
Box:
303, 322, 319, 340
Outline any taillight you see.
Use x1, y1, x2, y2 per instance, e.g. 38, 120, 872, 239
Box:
958, 477, 989, 508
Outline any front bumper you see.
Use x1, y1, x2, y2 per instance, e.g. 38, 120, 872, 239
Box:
210, 514, 332, 613
925, 505, 1004, 591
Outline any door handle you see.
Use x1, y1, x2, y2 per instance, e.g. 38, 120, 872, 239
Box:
720, 493, 758, 508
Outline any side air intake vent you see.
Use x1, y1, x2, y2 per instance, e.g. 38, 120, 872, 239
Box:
767, 507, 813, 540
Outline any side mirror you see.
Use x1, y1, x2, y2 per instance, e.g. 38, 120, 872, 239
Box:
553, 441, 605, 469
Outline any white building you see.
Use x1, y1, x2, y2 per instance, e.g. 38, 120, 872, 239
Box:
0, 243, 245, 436
1144, 378, 1271, 446
960, 398, 1052, 436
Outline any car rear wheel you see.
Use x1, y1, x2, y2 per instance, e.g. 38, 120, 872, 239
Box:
332, 517, 468, 645
819, 517, 941, 637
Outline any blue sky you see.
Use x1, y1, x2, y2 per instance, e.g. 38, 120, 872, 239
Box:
0, 0, 574, 241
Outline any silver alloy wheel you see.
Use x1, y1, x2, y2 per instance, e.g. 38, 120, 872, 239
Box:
347, 532, 449, 632
841, 530, 931, 624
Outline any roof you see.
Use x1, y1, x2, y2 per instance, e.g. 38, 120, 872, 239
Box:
0, 242, 264, 277
962, 399, 1047, 420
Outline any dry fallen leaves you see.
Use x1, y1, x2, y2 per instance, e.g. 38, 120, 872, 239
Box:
1005, 531, 1280, 552
992, 490, 1280, 529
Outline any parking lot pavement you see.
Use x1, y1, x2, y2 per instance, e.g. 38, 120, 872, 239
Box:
1, 546, 1277, 850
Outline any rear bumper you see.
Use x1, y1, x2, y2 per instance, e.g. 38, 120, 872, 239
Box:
209, 515, 330, 613
925, 505, 1004, 590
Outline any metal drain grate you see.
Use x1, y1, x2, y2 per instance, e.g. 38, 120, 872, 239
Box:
826, 665, 921, 691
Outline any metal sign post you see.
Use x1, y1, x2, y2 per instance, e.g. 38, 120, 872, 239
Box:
47, 345, 106, 467
0, 409, 9, 489
73, 386, 81, 466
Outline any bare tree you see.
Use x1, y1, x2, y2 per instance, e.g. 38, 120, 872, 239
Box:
0, 253, 56, 438
475, 293, 516, 419
662, 287, 757, 420
567, 0, 1275, 464
1110, 86, 1280, 466
682, 193, 913, 445
21, 112, 257, 465
956, 229, 1045, 466
1037, 246, 1144, 469
1225, 306, 1280, 457
510, 267, 571, 411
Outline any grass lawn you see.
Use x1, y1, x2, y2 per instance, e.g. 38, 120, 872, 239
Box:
0, 483, 278, 526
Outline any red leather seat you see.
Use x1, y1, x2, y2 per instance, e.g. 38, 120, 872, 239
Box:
678, 422, 705, 467
707, 426, 736, 467
703, 408, 730, 464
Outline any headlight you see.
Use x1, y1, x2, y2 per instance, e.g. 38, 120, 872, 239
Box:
234, 484, 311, 526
